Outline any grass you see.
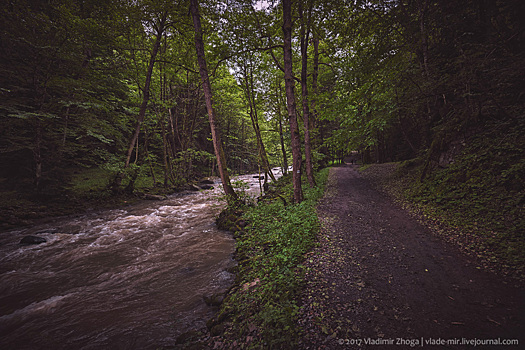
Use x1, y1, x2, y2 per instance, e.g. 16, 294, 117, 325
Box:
68, 167, 159, 197
69, 167, 113, 194
206, 168, 330, 349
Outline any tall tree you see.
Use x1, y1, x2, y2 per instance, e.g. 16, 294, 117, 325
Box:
282, 0, 303, 203
299, 0, 316, 187
189, 0, 237, 201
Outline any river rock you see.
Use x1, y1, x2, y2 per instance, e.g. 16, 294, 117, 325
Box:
20, 236, 47, 245
203, 293, 225, 307
189, 184, 201, 191
210, 323, 226, 336
175, 330, 201, 345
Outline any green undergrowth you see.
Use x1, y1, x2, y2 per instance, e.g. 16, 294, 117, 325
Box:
212, 168, 329, 349
360, 123, 525, 281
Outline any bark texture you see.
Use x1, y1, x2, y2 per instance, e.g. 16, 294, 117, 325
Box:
282, 0, 303, 203
299, 1, 316, 187
124, 16, 166, 168
190, 0, 236, 200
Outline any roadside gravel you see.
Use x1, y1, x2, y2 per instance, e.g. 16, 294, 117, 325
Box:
297, 164, 523, 349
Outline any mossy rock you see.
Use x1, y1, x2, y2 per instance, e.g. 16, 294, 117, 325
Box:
216, 208, 245, 231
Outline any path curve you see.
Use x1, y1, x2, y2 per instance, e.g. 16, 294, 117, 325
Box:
298, 165, 523, 349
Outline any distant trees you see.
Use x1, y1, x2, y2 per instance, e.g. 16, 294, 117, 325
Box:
0, 0, 258, 195
318, 0, 524, 170
0, 0, 130, 190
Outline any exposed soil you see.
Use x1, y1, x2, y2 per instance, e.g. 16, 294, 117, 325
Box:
298, 164, 524, 349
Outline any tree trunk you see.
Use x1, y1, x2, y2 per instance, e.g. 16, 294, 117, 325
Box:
33, 120, 43, 190
110, 15, 166, 192
418, 0, 430, 77
277, 83, 289, 174
299, 1, 316, 187
283, 0, 303, 203
311, 33, 319, 125
124, 17, 166, 168
190, 0, 236, 201
278, 108, 288, 175
241, 59, 276, 183
160, 116, 169, 186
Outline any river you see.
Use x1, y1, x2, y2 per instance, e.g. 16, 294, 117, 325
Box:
0, 170, 281, 349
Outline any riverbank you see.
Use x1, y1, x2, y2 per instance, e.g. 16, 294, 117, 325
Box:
0, 167, 217, 232
175, 168, 330, 349
175, 162, 524, 349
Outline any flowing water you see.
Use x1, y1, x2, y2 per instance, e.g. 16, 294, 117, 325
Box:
0, 171, 282, 349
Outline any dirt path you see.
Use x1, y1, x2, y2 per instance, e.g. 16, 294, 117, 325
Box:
298, 165, 524, 349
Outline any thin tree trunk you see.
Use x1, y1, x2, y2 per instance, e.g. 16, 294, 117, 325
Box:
161, 116, 169, 186
418, 0, 430, 77
33, 120, 43, 190
144, 130, 157, 184
190, 0, 236, 201
283, 0, 303, 203
299, 1, 316, 187
124, 17, 166, 168
241, 60, 276, 182
311, 33, 319, 128
278, 109, 288, 175
277, 84, 289, 174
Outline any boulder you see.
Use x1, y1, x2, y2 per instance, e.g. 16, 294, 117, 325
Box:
199, 184, 214, 190
199, 178, 215, 185
20, 236, 47, 245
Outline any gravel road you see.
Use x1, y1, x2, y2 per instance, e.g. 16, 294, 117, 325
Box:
298, 165, 524, 349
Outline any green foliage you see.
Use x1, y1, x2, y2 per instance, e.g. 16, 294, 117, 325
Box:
219, 168, 329, 348
392, 118, 525, 276
69, 167, 114, 195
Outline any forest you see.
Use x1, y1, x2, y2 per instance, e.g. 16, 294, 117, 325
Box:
0, 0, 523, 233
1, 0, 523, 213
1, 0, 524, 348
